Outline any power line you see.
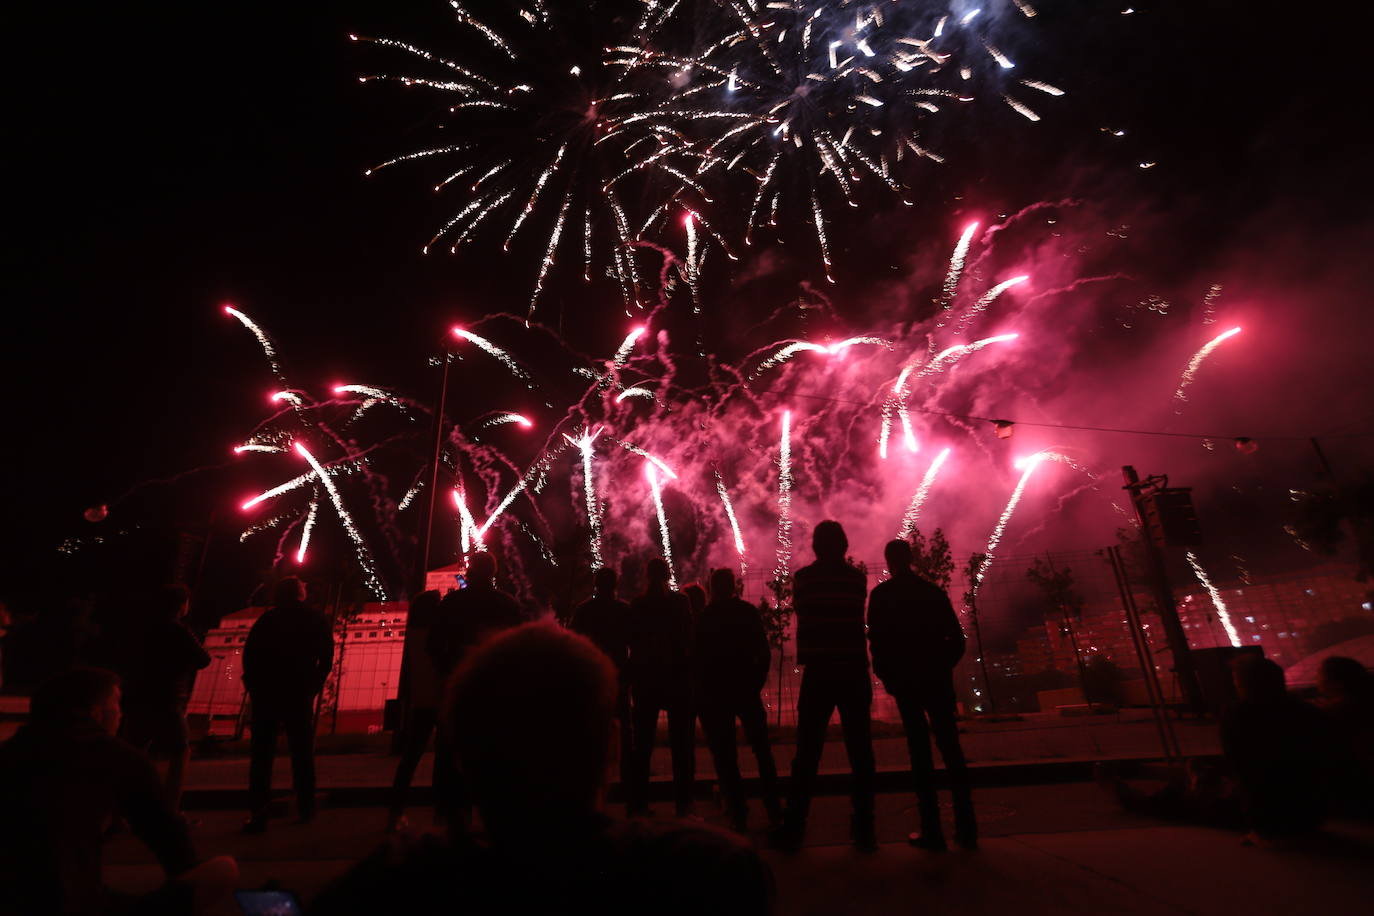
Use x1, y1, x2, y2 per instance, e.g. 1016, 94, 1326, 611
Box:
747, 386, 1374, 444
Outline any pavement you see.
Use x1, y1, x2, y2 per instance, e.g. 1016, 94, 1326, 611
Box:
177, 709, 1222, 807
103, 782, 1374, 914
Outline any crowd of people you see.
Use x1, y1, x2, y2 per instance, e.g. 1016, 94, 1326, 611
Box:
1, 518, 1371, 913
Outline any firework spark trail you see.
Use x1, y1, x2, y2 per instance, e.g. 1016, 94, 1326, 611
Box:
752, 336, 889, 378
271, 391, 305, 407
1187, 551, 1243, 648
563, 427, 605, 569
452, 487, 484, 553
234, 443, 284, 455
224, 305, 287, 383
397, 482, 424, 511
239, 511, 295, 543
916, 333, 1020, 381
684, 212, 702, 313
774, 410, 793, 582
333, 384, 399, 403
452, 327, 530, 380
715, 470, 747, 577
958, 276, 1030, 330
242, 470, 321, 510
646, 464, 677, 589
295, 496, 319, 564
898, 448, 952, 539
614, 440, 677, 479
612, 326, 646, 371
751, 341, 830, 376
972, 450, 1069, 597
880, 334, 1018, 455
615, 386, 656, 403
475, 473, 533, 539
480, 412, 533, 429
942, 223, 979, 303
1173, 327, 1241, 412
294, 442, 387, 599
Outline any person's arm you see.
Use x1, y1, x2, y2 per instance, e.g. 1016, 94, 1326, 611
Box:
749, 610, 771, 692
315, 615, 336, 694
118, 746, 198, 877
938, 591, 966, 667
866, 587, 891, 682
241, 620, 261, 693
177, 623, 211, 671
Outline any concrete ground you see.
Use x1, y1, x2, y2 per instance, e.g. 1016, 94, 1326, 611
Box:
178, 709, 1221, 804
104, 782, 1374, 915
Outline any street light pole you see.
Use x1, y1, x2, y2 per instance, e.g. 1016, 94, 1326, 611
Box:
414, 351, 452, 593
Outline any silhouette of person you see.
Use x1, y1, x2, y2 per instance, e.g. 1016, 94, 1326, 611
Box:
0, 667, 237, 915
1222, 655, 1333, 844
695, 567, 782, 832
682, 581, 707, 628
1317, 655, 1374, 800
241, 576, 333, 832
571, 566, 634, 795
627, 557, 696, 817
777, 520, 877, 852
868, 539, 976, 850
312, 624, 773, 915
388, 589, 443, 832
111, 583, 211, 812
427, 552, 523, 827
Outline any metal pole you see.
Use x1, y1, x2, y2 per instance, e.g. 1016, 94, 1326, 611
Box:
415, 352, 453, 592
1108, 546, 1179, 759
1121, 466, 1205, 714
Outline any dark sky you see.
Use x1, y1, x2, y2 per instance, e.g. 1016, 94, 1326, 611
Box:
6, 1, 1370, 592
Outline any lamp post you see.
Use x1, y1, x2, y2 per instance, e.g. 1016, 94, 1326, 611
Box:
413, 351, 453, 594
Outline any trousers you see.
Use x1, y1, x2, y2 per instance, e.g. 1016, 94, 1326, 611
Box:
786, 663, 875, 825
248, 695, 316, 816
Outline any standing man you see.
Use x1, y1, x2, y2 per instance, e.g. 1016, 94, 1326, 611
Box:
777, 520, 876, 851
570, 566, 634, 797
868, 538, 976, 850
388, 589, 443, 832
427, 552, 523, 826
241, 576, 333, 833
695, 567, 782, 832
627, 557, 696, 817
114, 584, 211, 812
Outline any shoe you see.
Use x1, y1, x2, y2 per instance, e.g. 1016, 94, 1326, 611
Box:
241, 814, 269, 834
908, 832, 948, 852
851, 817, 878, 853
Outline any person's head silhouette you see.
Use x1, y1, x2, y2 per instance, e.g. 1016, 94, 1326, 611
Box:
645, 556, 671, 591
444, 623, 617, 839
710, 567, 737, 602
811, 520, 848, 563
683, 582, 706, 616
1234, 655, 1285, 703
273, 576, 306, 608
592, 566, 617, 598
31, 667, 122, 734
884, 539, 913, 577
466, 552, 498, 588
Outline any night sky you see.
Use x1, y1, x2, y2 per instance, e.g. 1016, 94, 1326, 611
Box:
7, 1, 1371, 608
